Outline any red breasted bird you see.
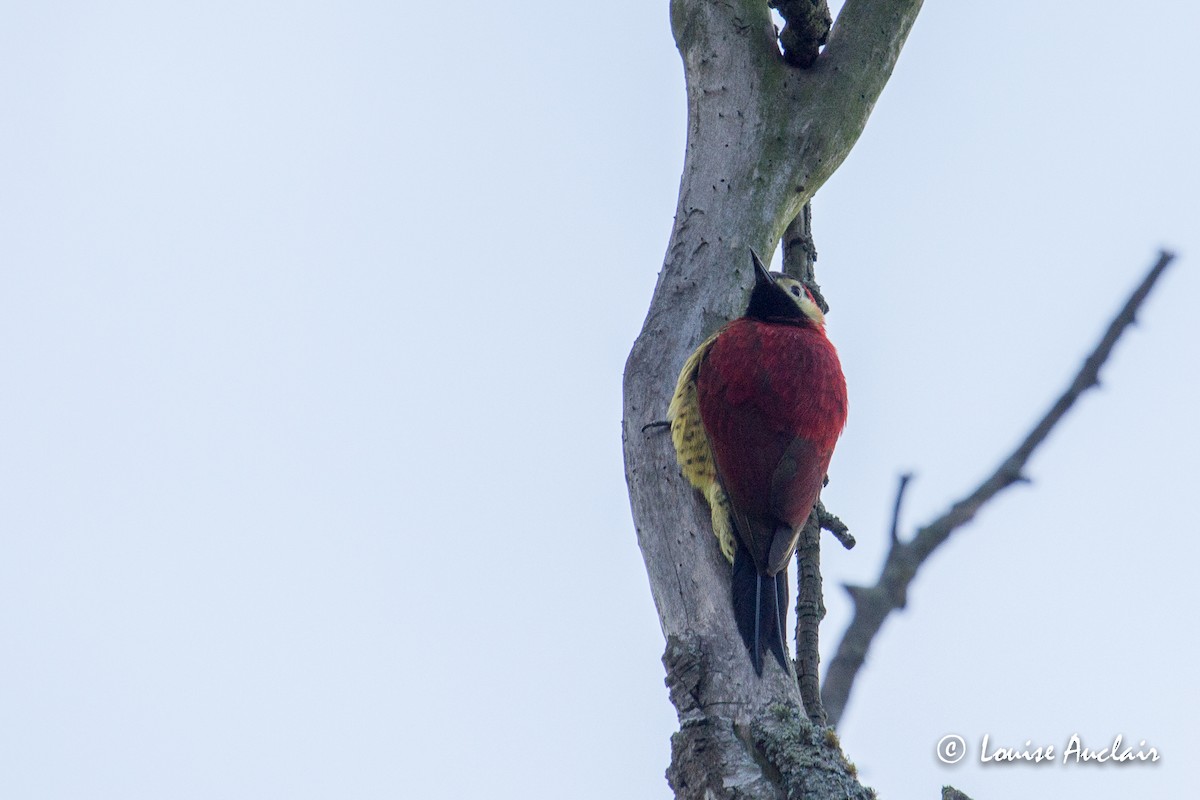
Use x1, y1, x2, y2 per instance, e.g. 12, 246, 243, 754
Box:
668, 250, 848, 675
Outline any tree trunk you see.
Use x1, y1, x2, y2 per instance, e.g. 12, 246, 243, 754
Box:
621, 1, 922, 796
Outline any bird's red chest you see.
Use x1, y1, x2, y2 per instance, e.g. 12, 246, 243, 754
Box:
696, 318, 847, 525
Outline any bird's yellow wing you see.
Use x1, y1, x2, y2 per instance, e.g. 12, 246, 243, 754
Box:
667, 334, 737, 564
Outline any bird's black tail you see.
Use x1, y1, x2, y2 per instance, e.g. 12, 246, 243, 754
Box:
732, 544, 790, 676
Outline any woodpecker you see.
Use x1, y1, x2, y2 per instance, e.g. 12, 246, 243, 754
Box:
668, 250, 848, 675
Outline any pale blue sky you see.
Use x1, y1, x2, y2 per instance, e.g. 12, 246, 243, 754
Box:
1, 3, 1196, 798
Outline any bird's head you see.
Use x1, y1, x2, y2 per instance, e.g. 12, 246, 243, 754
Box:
744, 249, 826, 328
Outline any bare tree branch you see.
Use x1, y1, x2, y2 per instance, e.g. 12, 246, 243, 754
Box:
781, 206, 833, 726
818, 499, 856, 550
820, 250, 1178, 728
781, 201, 818, 284
889, 473, 913, 547
794, 509, 826, 725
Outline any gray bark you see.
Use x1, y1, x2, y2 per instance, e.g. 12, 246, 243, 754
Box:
622, 1, 922, 796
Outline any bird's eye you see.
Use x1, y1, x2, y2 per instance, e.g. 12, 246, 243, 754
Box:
790, 286, 802, 297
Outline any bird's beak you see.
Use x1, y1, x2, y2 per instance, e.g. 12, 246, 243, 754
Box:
750, 248, 774, 288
